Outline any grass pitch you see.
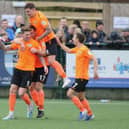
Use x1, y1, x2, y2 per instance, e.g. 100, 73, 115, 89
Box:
0, 99, 129, 129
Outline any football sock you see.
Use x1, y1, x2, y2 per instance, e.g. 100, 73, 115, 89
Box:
81, 99, 93, 115
71, 96, 85, 112
50, 60, 66, 78
21, 93, 31, 105
9, 93, 16, 112
38, 90, 44, 110
30, 89, 39, 106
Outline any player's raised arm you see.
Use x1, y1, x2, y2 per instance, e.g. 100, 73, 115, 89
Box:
56, 37, 71, 53
36, 24, 52, 41
91, 55, 99, 79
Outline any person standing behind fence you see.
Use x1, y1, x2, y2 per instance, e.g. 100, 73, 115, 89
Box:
81, 21, 91, 42
24, 3, 71, 87
57, 32, 99, 121
12, 15, 25, 34
0, 19, 15, 41
96, 20, 106, 43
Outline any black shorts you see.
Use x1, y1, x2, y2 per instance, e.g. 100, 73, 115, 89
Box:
71, 79, 88, 92
11, 68, 33, 88
46, 38, 57, 55
32, 66, 49, 84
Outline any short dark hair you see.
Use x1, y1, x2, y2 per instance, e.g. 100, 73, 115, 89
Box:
29, 25, 36, 31
1, 19, 8, 23
75, 32, 85, 43
21, 26, 31, 33
96, 20, 104, 27
24, 3, 36, 9
91, 30, 99, 36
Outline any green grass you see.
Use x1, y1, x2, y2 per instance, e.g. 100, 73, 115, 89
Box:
0, 99, 129, 129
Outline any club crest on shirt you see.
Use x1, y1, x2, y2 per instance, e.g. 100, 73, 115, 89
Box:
88, 50, 92, 55
27, 44, 32, 47
41, 21, 47, 25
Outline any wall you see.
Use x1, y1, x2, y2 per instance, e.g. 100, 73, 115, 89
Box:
0, 1, 129, 33
1, 87, 129, 100
103, 3, 129, 34
0, 1, 24, 17
0, 1, 103, 29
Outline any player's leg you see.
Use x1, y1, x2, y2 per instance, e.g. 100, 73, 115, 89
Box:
34, 82, 45, 118
19, 70, 33, 119
67, 79, 90, 120
2, 84, 18, 120
30, 67, 48, 118
67, 88, 87, 120
34, 67, 49, 118
46, 38, 71, 87
48, 55, 66, 78
18, 87, 33, 119
78, 92, 93, 116
78, 92, 95, 120
3, 68, 21, 120
77, 79, 94, 121
29, 82, 39, 107
29, 70, 40, 107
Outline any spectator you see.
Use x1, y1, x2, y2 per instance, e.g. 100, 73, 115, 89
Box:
81, 21, 91, 42
66, 24, 77, 44
15, 23, 25, 38
73, 19, 81, 29
0, 31, 10, 44
74, 27, 82, 34
56, 28, 66, 44
121, 28, 129, 43
12, 15, 25, 33
96, 20, 106, 42
107, 31, 123, 43
55, 17, 68, 35
0, 19, 15, 41
89, 30, 100, 45
56, 28, 66, 71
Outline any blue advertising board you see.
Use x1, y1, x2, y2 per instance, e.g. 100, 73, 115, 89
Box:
0, 50, 56, 87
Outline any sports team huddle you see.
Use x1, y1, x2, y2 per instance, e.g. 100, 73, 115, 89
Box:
0, 3, 99, 121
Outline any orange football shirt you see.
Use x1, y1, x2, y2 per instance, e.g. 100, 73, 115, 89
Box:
11, 39, 40, 71
70, 45, 93, 80
34, 40, 49, 68
29, 11, 55, 42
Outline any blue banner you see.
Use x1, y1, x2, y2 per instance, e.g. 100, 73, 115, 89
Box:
0, 50, 56, 87
0, 50, 12, 86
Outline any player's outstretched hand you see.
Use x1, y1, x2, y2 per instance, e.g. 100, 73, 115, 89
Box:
44, 66, 48, 75
30, 48, 38, 54
94, 72, 99, 80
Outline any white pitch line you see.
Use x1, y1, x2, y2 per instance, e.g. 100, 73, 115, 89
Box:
45, 101, 129, 105
1, 100, 129, 105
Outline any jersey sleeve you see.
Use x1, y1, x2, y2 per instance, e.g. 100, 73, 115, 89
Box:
84, 48, 93, 59
39, 11, 49, 28
10, 42, 19, 50
69, 47, 78, 53
33, 41, 41, 50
